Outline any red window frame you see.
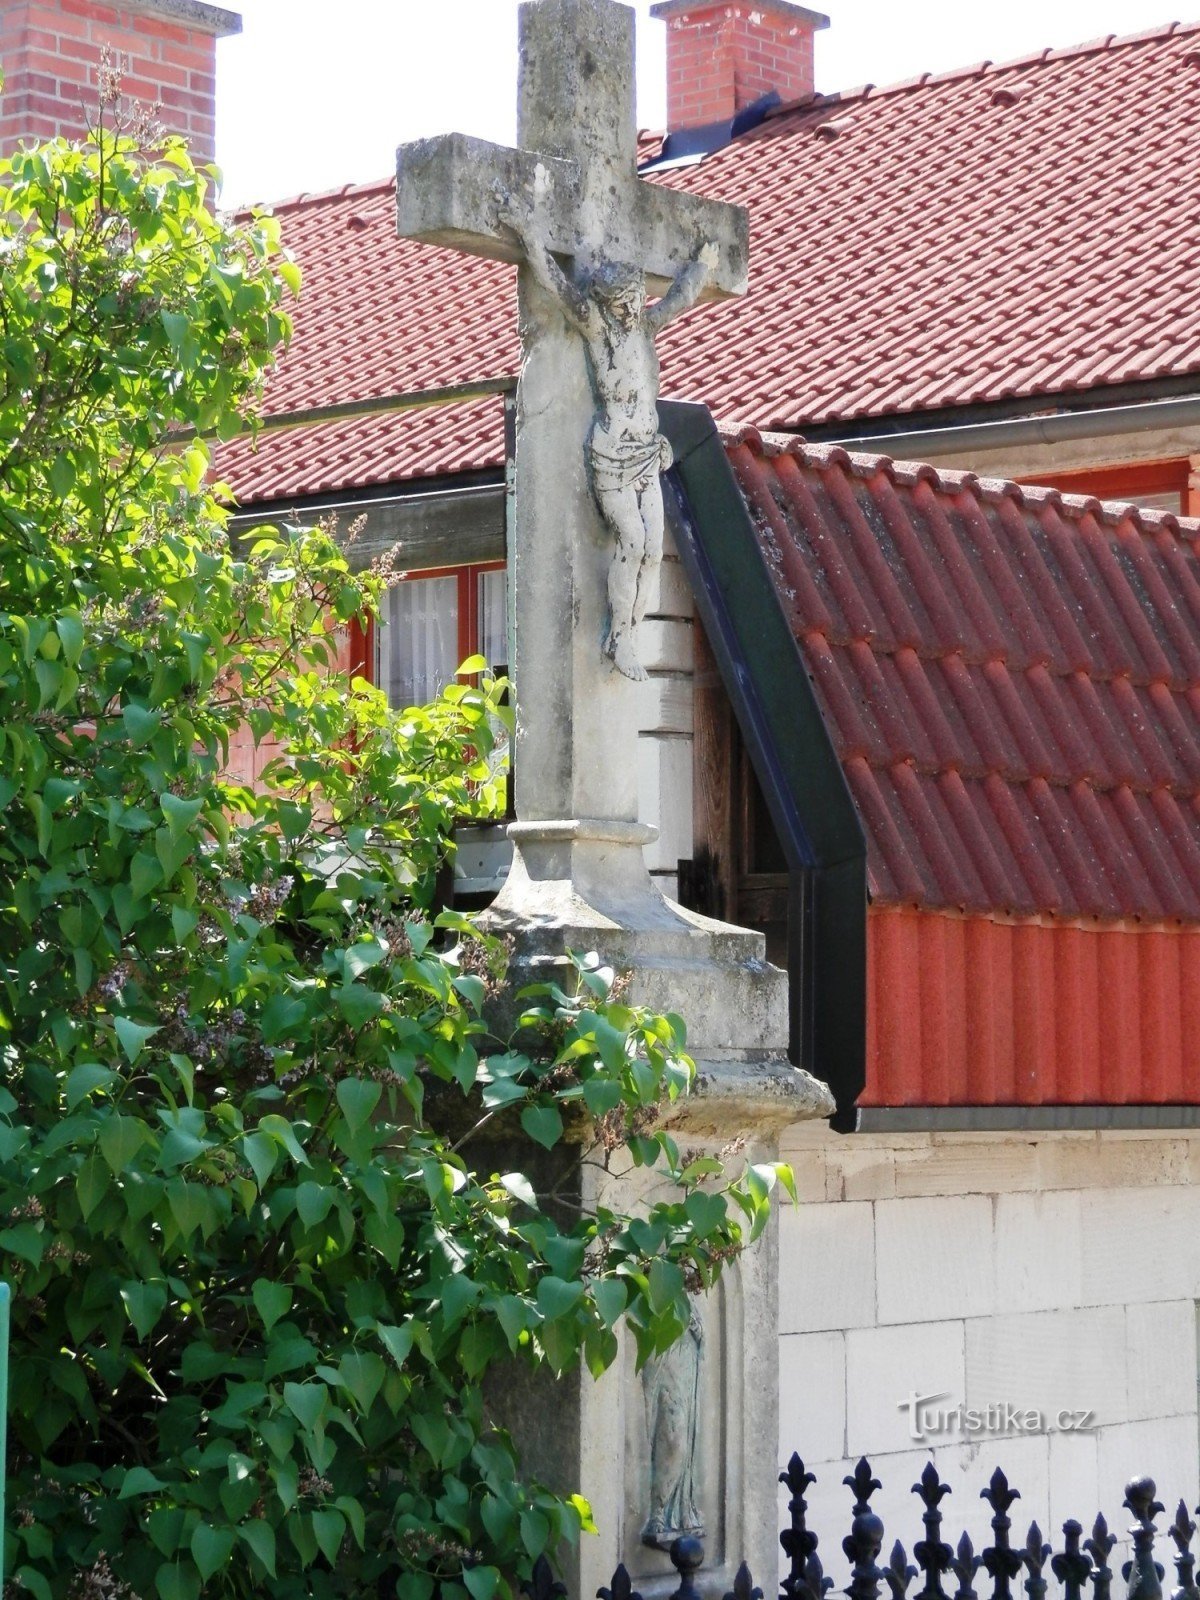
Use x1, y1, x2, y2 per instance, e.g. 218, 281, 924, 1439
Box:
347, 560, 508, 694
1016, 457, 1199, 515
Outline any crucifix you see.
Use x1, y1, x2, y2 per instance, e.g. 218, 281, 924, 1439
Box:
397, 0, 748, 922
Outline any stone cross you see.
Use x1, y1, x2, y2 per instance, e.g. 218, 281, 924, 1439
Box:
396, 0, 748, 922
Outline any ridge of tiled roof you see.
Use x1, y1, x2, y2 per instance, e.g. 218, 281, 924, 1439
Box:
216, 14, 1200, 503
762, 16, 1197, 120
236, 174, 395, 218
721, 423, 1200, 926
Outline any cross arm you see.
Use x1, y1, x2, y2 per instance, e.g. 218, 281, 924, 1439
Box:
396, 131, 580, 265
630, 178, 749, 301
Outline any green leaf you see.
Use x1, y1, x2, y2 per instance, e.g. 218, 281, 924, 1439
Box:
494, 1296, 528, 1352
335, 983, 385, 1028
160, 790, 204, 842
121, 1279, 168, 1339
283, 1381, 327, 1432
336, 1076, 381, 1133
683, 1190, 727, 1238
122, 702, 161, 746
114, 1016, 159, 1063
339, 1350, 385, 1412
536, 1276, 583, 1320
258, 1113, 310, 1168
161, 308, 189, 349
295, 1180, 334, 1229
463, 1567, 499, 1600
238, 1521, 277, 1578
251, 1278, 292, 1333
191, 1523, 236, 1583
99, 1115, 147, 1173
591, 1278, 628, 1329
241, 1130, 277, 1189
155, 1561, 200, 1600
647, 1258, 684, 1314
0, 1223, 43, 1266
76, 1155, 108, 1221
336, 1494, 366, 1550
376, 1322, 414, 1369
312, 1508, 345, 1566
520, 1103, 563, 1150
65, 1063, 114, 1109
119, 1466, 166, 1499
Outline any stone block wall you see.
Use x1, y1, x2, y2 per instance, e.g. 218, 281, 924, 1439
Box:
637, 524, 694, 904
775, 1124, 1200, 1589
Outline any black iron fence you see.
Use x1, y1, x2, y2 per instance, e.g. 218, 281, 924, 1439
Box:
526, 1453, 1199, 1600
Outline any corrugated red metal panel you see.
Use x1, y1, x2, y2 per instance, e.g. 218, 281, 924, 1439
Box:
862, 908, 1200, 1106
215, 22, 1200, 501
726, 427, 1200, 926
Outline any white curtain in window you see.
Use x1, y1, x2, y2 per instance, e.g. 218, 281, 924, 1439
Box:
477, 568, 508, 672
377, 575, 458, 709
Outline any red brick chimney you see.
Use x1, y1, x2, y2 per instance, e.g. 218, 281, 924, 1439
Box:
650, 0, 828, 134
0, 0, 240, 167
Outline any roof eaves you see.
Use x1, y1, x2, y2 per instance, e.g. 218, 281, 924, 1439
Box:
720, 421, 1200, 543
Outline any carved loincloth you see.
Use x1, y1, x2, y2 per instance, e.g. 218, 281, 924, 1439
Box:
588, 427, 672, 496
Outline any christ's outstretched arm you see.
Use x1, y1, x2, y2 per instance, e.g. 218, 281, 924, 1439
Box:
646, 241, 720, 334
501, 214, 592, 333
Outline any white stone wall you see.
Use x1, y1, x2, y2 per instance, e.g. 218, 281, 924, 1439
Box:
637, 525, 693, 904
775, 1125, 1200, 1588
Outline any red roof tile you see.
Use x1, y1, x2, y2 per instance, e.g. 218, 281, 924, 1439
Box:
723, 424, 1200, 925
863, 908, 1200, 1106
218, 20, 1200, 502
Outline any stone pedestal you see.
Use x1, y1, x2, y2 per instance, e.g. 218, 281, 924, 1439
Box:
481, 824, 832, 1599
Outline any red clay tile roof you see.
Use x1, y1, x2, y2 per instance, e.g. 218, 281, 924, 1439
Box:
722, 424, 1200, 925
220, 20, 1200, 504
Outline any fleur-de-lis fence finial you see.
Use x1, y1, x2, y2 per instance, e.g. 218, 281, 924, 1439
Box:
1023, 1522, 1051, 1600
1123, 1478, 1165, 1600
981, 1469, 1024, 1600
724, 1562, 763, 1600
1086, 1513, 1119, 1600
913, 1461, 954, 1600
524, 1555, 568, 1600
597, 1565, 642, 1600
1168, 1500, 1199, 1600
1053, 1519, 1094, 1600
780, 1454, 832, 1600
886, 1541, 919, 1600
952, 1532, 981, 1600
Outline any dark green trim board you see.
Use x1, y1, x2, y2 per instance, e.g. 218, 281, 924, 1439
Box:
659, 401, 868, 1128
859, 1106, 1200, 1133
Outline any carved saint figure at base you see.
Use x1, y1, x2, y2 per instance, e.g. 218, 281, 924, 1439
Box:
505, 214, 718, 680
641, 1299, 705, 1548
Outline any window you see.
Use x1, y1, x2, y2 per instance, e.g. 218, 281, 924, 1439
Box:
374, 562, 508, 709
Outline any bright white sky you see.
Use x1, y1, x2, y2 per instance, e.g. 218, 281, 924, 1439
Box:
216, 0, 1185, 209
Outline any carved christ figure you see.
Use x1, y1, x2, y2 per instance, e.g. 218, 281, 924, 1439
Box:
505, 215, 719, 680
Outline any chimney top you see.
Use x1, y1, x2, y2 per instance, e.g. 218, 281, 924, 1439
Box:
0, 0, 242, 166
649, 0, 829, 25
650, 0, 829, 147
127, 1, 242, 36
131, 0, 241, 34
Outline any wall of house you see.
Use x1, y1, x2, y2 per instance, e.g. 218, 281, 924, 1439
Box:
636, 524, 695, 904
774, 1122, 1200, 1587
